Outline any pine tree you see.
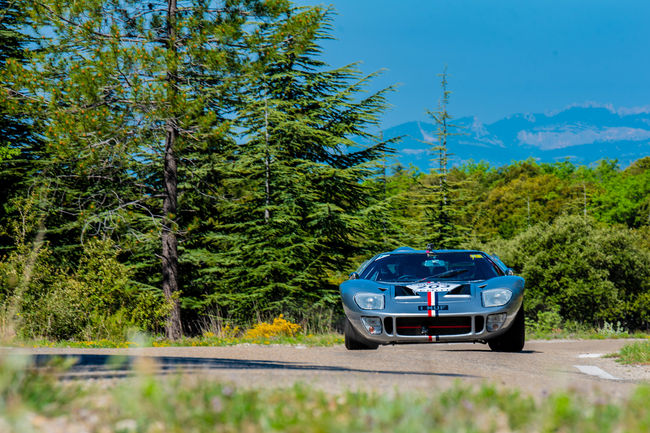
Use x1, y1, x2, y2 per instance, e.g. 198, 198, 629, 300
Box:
424, 68, 466, 248
0, 0, 33, 162
190, 5, 394, 320
0, 0, 49, 262
3, 0, 281, 338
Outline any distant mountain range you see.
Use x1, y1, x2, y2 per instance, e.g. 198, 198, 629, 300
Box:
381, 104, 650, 171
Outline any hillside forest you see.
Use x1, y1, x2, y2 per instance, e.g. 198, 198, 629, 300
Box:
1, 0, 649, 341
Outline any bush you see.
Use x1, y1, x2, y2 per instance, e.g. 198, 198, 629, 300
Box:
244, 315, 301, 339
484, 215, 650, 329
0, 238, 169, 341
0, 239, 57, 339
529, 307, 563, 334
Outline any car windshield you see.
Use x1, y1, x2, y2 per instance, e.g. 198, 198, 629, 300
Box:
359, 252, 504, 282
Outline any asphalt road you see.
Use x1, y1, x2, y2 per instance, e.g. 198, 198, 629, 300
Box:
5, 339, 649, 399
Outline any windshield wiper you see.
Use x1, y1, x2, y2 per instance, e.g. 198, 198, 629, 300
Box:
431, 269, 469, 279
407, 269, 468, 283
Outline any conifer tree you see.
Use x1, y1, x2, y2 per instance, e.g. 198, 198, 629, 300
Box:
3, 0, 281, 338
0, 0, 45, 250
191, 5, 394, 319
424, 68, 466, 248
0, 0, 31, 162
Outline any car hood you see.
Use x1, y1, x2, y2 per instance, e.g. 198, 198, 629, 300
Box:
340, 276, 523, 299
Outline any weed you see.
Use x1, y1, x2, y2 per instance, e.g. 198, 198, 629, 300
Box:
609, 340, 650, 365
527, 322, 648, 341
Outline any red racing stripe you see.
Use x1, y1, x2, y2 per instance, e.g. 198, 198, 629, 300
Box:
428, 291, 434, 341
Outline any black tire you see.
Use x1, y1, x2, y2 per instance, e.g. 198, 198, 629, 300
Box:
344, 318, 379, 350
488, 305, 525, 352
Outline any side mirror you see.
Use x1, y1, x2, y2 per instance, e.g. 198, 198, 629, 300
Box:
506, 268, 515, 276
349, 272, 360, 280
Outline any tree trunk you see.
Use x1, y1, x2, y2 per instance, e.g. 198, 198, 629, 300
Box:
162, 121, 181, 339
162, 0, 182, 340
264, 86, 271, 223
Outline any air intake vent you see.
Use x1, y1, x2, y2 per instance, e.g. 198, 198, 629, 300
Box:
475, 316, 485, 333
394, 285, 416, 296
447, 284, 471, 295
384, 317, 393, 335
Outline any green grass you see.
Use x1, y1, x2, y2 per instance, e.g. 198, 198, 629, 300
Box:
526, 319, 650, 341
1, 355, 650, 433
608, 340, 650, 365
9, 313, 649, 349
14, 327, 650, 349
527, 328, 650, 340
150, 332, 345, 348
5, 314, 345, 349
8, 333, 344, 349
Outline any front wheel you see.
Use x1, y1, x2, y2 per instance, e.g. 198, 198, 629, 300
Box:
488, 305, 525, 352
344, 318, 379, 350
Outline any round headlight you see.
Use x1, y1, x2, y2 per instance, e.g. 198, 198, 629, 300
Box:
482, 289, 512, 307
354, 293, 385, 310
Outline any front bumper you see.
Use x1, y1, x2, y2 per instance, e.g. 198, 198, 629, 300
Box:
343, 299, 522, 344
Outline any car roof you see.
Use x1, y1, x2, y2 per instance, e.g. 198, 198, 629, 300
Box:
388, 247, 484, 255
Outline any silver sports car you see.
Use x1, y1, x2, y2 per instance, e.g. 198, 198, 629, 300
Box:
340, 246, 525, 351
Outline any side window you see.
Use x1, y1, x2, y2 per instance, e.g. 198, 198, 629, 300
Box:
486, 257, 505, 276
356, 259, 371, 274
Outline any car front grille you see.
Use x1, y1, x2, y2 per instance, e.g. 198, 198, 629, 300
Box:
395, 316, 472, 336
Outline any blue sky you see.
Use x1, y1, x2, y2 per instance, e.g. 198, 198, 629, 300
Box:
297, 0, 650, 128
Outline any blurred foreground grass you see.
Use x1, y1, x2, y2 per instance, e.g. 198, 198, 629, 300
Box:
1, 355, 649, 433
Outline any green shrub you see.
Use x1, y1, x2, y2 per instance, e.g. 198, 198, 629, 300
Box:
532, 307, 563, 334
484, 215, 650, 329
0, 239, 57, 339
0, 238, 168, 341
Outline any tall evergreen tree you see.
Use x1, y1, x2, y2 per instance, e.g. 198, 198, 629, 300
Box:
0, 0, 44, 250
189, 5, 394, 320
3, 0, 281, 337
423, 68, 465, 248
0, 0, 32, 162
